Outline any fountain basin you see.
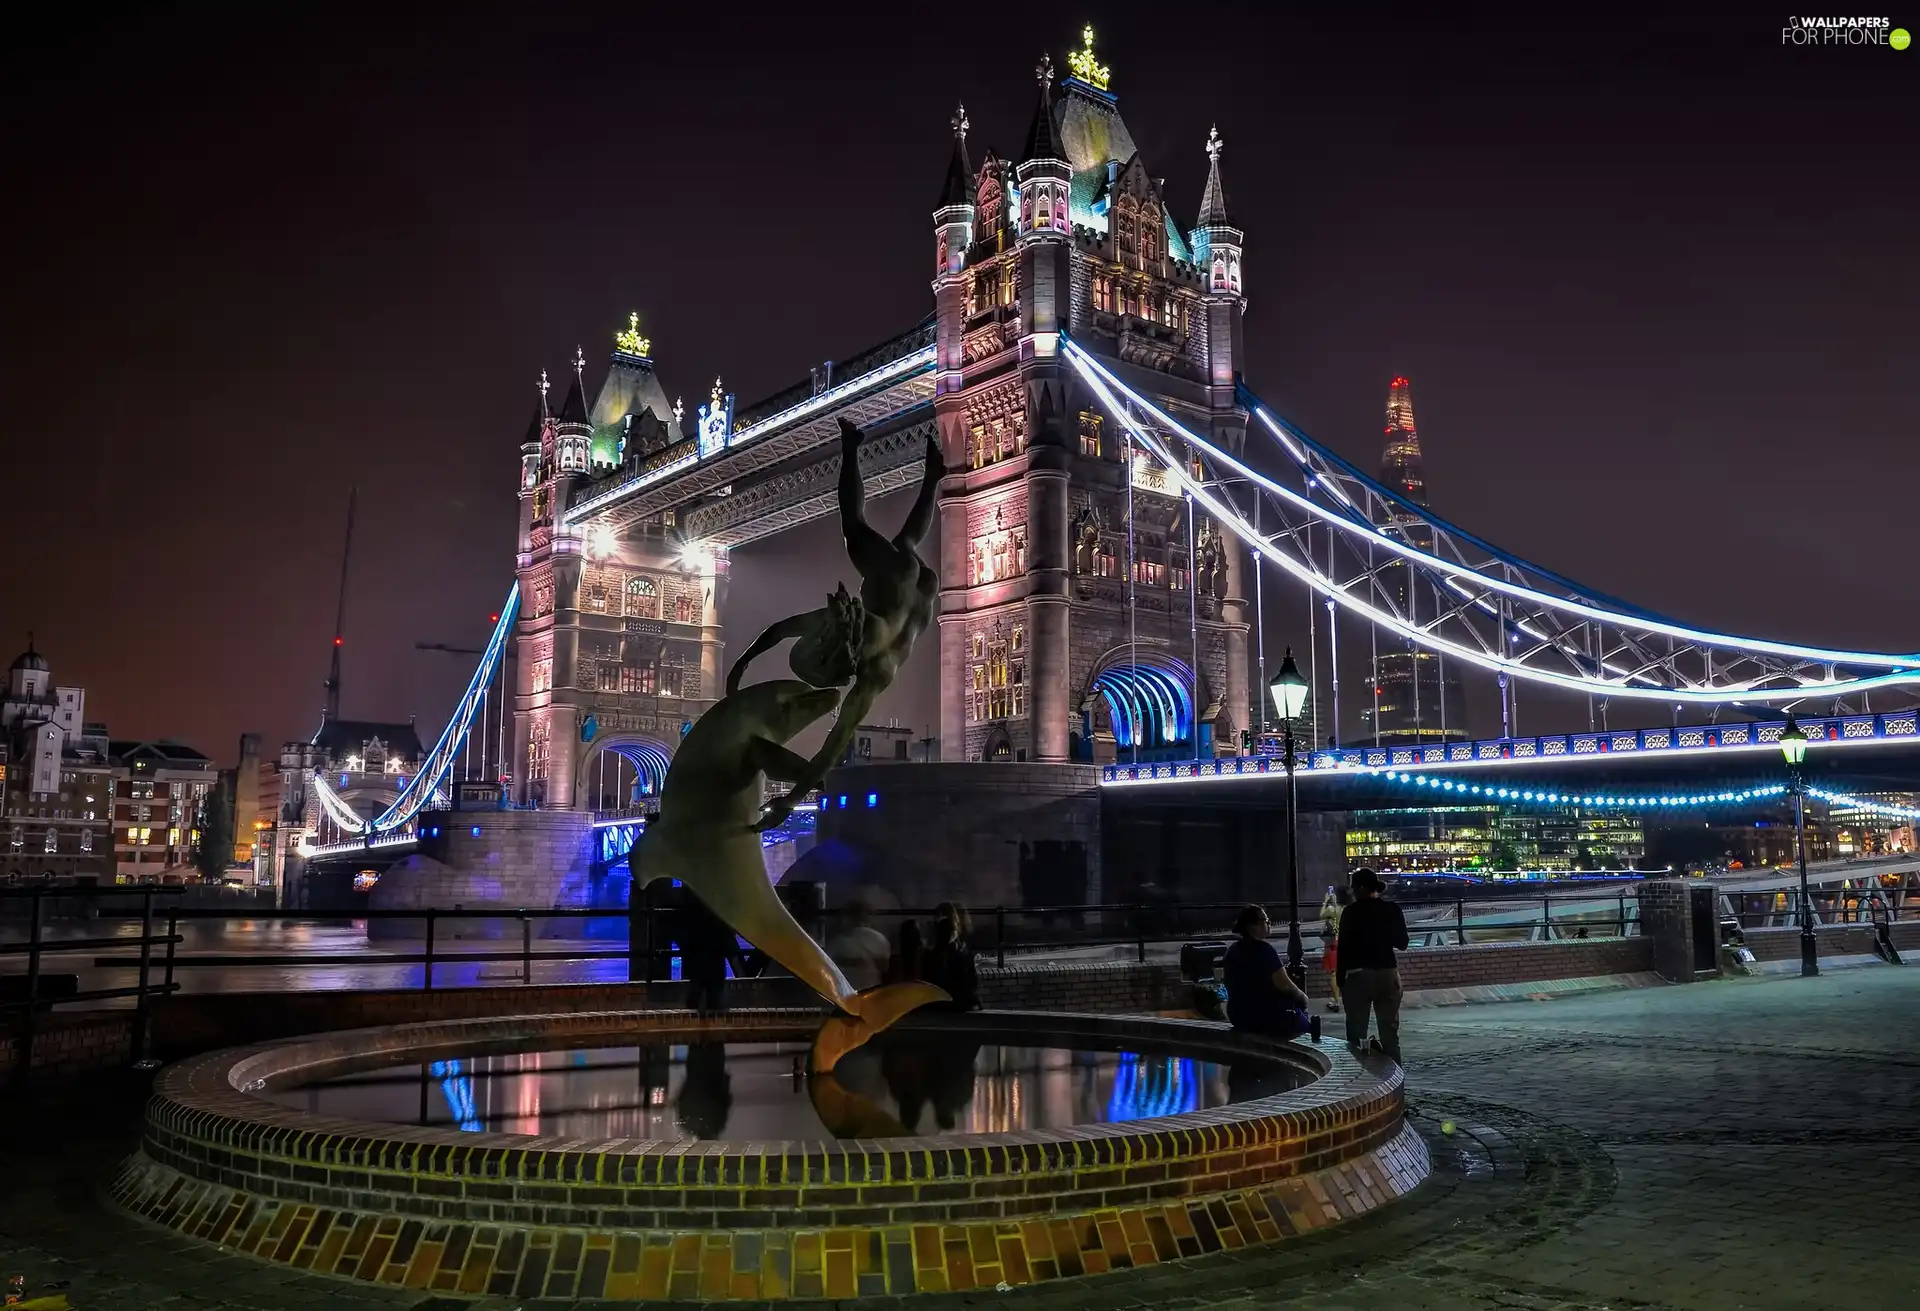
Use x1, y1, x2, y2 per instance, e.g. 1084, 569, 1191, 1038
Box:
113, 1008, 1426, 1299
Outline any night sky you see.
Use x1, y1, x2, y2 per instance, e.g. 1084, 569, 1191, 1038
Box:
3, 7, 1913, 765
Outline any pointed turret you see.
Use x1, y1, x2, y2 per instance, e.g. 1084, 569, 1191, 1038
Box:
1020, 55, 1066, 166
1190, 126, 1244, 299
554, 346, 591, 472
519, 375, 546, 493
937, 103, 973, 208
1197, 125, 1230, 226
933, 104, 977, 285
1017, 56, 1070, 239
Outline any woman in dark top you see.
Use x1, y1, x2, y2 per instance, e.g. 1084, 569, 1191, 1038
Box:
918, 908, 979, 1011
1335, 867, 1409, 1062
1222, 905, 1313, 1041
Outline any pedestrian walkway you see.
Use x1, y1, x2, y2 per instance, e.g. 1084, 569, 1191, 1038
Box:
1, 968, 1914, 1309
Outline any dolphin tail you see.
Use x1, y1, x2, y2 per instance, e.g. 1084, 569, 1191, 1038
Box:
845, 980, 949, 1031
810, 982, 950, 1073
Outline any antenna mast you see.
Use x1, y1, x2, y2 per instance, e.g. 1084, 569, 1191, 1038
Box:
323, 487, 357, 724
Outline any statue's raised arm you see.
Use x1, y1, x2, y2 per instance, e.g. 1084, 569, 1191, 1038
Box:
756, 420, 943, 829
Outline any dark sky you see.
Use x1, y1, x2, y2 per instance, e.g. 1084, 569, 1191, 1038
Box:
3, 6, 1913, 764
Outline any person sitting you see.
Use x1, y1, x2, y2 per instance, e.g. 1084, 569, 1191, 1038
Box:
1223, 905, 1316, 1042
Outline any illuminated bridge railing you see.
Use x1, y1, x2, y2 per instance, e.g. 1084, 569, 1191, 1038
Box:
306, 831, 424, 861
1103, 710, 1919, 786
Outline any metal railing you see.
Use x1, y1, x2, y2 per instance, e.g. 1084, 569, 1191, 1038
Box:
1722, 887, 1909, 931
1, 884, 185, 1082
2, 888, 1649, 1062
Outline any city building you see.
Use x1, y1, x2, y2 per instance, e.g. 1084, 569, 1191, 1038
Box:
840, 722, 918, 764
229, 732, 263, 864
1347, 803, 1647, 872
1358, 377, 1468, 745
277, 717, 426, 844
109, 740, 216, 879
1, 642, 115, 879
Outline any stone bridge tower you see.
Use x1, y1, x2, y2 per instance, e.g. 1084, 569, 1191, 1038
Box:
933, 30, 1252, 766
512, 323, 728, 809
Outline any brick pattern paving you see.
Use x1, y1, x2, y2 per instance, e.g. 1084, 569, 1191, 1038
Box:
3, 966, 1916, 1308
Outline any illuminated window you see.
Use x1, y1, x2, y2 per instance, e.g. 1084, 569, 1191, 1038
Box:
674, 595, 693, 623
168, 827, 180, 849
625, 575, 657, 617
1093, 275, 1113, 314
621, 665, 657, 695
598, 665, 620, 692
170, 781, 184, 798
588, 581, 607, 612
43, 828, 56, 853
80, 830, 92, 852
1078, 410, 1103, 458
530, 659, 552, 694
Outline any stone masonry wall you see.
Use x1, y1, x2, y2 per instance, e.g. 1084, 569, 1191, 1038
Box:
809, 763, 1103, 909
369, 808, 595, 939
1635, 878, 1699, 982
0, 1010, 135, 1080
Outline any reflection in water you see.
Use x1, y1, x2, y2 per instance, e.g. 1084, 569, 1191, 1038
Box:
266, 1038, 1304, 1141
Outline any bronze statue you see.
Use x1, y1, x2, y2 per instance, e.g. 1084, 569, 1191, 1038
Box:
735, 419, 943, 829
641, 422, 949, 1073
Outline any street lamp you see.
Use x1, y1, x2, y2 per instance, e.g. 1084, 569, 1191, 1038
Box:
1268, 647, 1311, 986
1779, 714, 1817, 978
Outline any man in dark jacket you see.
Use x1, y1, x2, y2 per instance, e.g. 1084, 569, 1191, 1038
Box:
1335, 867, 1409, 1062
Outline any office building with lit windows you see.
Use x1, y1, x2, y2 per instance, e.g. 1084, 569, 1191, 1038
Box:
110, 739, 217, 879
1, 643, 115, 880
1346, 803, 1647, 873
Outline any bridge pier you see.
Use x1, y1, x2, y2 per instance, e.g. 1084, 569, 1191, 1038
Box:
368, 809, 596, 940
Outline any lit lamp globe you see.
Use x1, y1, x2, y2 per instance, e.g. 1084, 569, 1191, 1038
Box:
1779, 716, 1809, 767
1268, 647, 1309, 723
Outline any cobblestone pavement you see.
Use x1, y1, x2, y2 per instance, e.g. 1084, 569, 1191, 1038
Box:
2, 968, 1915, 1309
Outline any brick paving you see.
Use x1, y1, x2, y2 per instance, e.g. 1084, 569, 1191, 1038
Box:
2, 966, 1916, 1309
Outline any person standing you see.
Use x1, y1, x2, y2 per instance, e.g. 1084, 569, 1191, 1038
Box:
678, 888, 743, 1017
1868, 893, 1904, 965
1320, 887, 1353, 1013
1223, 905, 1316, 1041
919, 904, 979, 1011
828, 897, 894, 991
1336, 867, 1409, 1063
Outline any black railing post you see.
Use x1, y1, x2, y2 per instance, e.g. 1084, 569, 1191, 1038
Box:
1543, 894, 1553, 940
133, 889, 156, 1068
521, 911, 532, 985
1136, 904, 1146, 964
422, 910, 436, 992
644, 896, 657, 984
995, 906, 1006, 969
1455, 898, 1465, 946
1618, 893, 1627, 937
19, 889, 44, 1083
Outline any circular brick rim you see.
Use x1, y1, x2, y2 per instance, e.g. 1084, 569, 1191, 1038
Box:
121, 1009, 1422, 1298
138, 1008, 1405, 1228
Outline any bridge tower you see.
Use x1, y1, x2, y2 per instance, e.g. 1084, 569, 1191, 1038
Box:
934, 30, 1252, 765
512, 324, 727, 808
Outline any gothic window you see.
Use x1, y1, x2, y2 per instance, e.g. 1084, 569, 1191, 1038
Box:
621, 665, 657, 695
1001, 270, 1015, 306
1079, 411, 1103, 458
1011, 625, 1023, 653
1021, 189, 1032, 230
936, 231, 948, 275
978, 179, 1002, 232
674, 595, 693, 623
530, 658, 552, 694
587, 581, 607, 612
1212, 255, 1228, 291
971, 633, 985, 660
625, 576, 657, 617
660, 665, 683, 699
1036, 188, 1052, 230
598, 665, 619, 692
528, 725, 549, 782
1228, 254, 1242, 292
1093, 275, 1113, 314
968, 424, 987, 470
972, 268, 998, 314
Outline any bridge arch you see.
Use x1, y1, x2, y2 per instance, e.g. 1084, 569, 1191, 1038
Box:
572, 734, 675, 810
1081, 650, 1205, 760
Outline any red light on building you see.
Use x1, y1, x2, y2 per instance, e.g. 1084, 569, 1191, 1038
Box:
334, 637, 344, 647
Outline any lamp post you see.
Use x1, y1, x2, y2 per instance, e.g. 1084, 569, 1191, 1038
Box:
1268, 647, 1310, 986
1779, 715, 1817, 978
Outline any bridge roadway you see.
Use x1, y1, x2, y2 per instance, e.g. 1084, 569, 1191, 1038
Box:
562, 321, 937, 545
1103, 708, 1920, 811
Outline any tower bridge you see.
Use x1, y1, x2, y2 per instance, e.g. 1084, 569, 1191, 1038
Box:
284, 28, 1920, 910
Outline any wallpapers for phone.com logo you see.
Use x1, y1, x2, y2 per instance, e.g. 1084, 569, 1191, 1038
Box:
1782, 16, 1910, 46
